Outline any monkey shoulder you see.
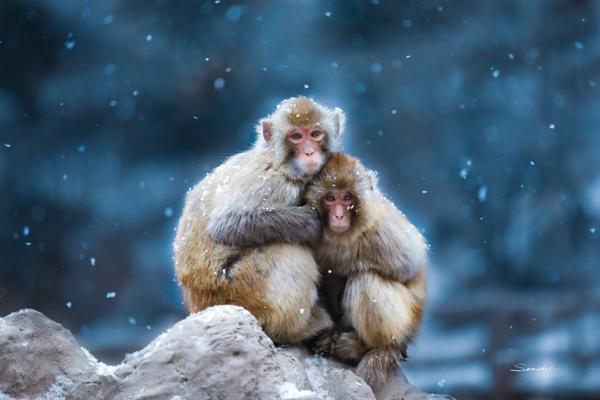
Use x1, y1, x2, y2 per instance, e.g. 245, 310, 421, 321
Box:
377, 197, 427, 254
203, 150, 302, 209
385, 200, 428, 268
353, 199, 427, 281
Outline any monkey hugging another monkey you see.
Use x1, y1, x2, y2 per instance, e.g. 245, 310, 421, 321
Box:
173, 97, 427, 391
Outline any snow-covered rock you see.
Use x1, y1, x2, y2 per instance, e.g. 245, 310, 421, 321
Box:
0, 306, 453, 400
113, 306, 286, 399
0, 309, 117, 399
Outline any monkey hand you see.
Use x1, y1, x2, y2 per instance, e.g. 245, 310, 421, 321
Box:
388, 262, 419, 284
312, 328, 335, 356
299, 204, 323, 246
358, 259, 418, 284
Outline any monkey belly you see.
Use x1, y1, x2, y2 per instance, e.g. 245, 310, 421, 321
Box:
342, 272, 425, 349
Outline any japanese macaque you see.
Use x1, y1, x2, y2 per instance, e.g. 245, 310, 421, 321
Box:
305, 153, 428, 389
173, 97, 345, 344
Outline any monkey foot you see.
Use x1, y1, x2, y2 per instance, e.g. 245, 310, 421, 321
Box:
331, 331, 368, 364
311, 329, 335, 356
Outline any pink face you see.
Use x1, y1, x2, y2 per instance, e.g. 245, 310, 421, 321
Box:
323, 189, 355, 233
287, 125, 326, 174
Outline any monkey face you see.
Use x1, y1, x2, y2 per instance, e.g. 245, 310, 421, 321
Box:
259, 97, 344, 182
287, 125, 327, 175
323, 189, 355, 233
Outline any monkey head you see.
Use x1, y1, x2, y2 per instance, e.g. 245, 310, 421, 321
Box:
306, 153, 377, 236
257, 97, 345, 180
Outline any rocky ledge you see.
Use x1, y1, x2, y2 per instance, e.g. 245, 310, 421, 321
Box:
0, 306, 453, 400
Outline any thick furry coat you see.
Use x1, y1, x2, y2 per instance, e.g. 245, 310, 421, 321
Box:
174, 97, 344, 344
305, 153, 428, 388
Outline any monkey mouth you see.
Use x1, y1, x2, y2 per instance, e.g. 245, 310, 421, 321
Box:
328, 221, 350, 233
298, 159, 323, 175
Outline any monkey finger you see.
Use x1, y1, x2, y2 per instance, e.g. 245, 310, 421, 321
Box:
312, 330, 335, 356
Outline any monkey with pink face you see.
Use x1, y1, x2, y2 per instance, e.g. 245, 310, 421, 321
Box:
174, 97, 345, 345
305, 153, 428, 390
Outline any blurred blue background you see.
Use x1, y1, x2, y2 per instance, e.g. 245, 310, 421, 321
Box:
1, 1, 599, 398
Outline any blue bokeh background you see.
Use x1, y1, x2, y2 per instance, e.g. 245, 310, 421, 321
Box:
1, 1, 599, 398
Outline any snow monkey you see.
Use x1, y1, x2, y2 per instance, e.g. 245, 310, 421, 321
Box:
305, 153, 428, 389
173, 97, 345, 344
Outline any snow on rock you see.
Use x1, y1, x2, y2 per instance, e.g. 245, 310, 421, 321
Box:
0, 307, 453, 399
279, 382, 317, 399
113, 305, 286, 399
0, 309, 116, 399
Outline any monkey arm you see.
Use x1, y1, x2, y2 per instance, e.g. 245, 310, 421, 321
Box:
207, 204, 321, 247
353, 258, 417, 283
356, 223, 427, 283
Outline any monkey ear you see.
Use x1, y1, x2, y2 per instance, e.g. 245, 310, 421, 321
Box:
332, 107, 346, 137
262, 119, 273, 142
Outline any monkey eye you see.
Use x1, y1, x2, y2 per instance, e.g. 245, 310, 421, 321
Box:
325, 194, 335, 202
289, 131, 302, 141
343, 192, 353, 201
311, 129, 323, 138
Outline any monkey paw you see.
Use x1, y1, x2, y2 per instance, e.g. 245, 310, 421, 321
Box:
312, 329, 335, 356
355, 361, 388, 391
331, 331, 368, 364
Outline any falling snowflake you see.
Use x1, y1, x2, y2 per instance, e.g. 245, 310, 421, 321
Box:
478, 185, 488, 202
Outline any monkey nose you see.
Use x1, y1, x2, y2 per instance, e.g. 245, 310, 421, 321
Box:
334, 214, 344, 220
304, 150, 314, 156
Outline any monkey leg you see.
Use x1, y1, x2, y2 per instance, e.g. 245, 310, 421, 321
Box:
262, 244, 334, 343
228, 243, 332, 344
303, 304, 338, 356
341, 272, 425, 389
342, 272, 423, 351
355, 347, 404, 390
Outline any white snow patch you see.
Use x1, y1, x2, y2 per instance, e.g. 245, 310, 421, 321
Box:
194, 336, 211, 353
80, 347, 120, 377
303, 356, 334, 400
4, 309, 36, 319
278, 382, 316, 399
0, 375, 74, 400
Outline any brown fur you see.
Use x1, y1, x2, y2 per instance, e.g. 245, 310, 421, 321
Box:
330, 330, 368, 363
287, 97, 322, 126
174, 97, 345, 344
305, 153, 428, 389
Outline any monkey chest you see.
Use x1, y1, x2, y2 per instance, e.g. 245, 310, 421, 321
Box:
317, 246, 356, 276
